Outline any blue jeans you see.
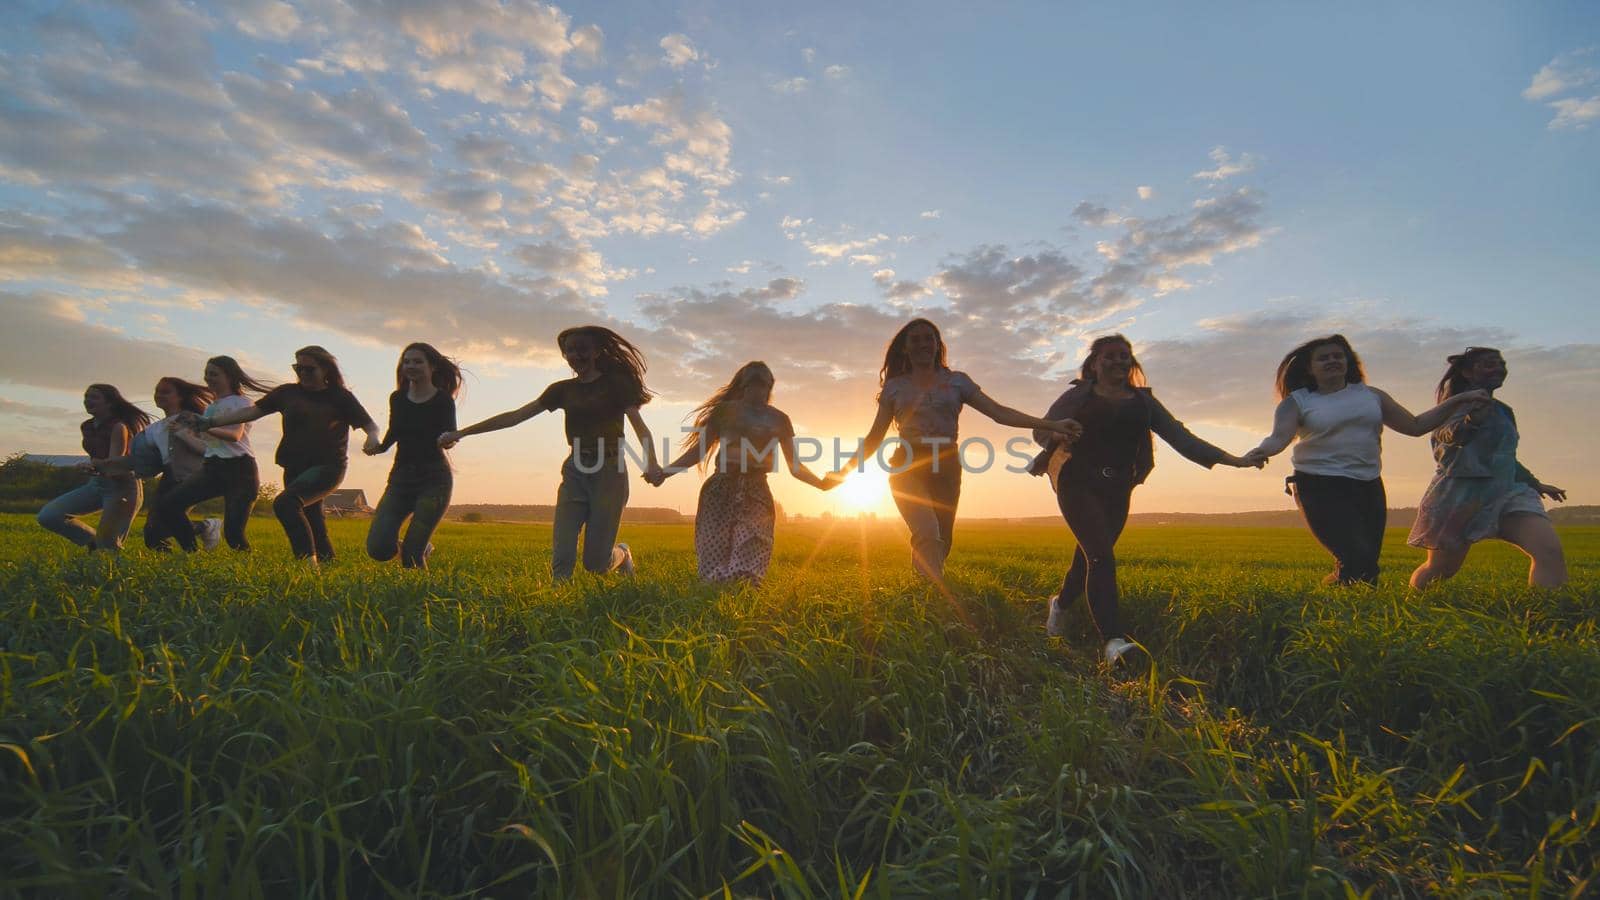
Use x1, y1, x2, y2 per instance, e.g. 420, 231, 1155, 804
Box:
274, 463, 346, 561
366, 462, 452, 568
551, 456, 629, 580
38, 476, 143, 551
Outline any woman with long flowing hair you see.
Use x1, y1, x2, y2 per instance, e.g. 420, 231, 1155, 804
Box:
1031, 334, 1261, 663
1243, 335, 1487, 586
94, 377, 221, 551
440, 326, 662, 580
37, 384, 151, 552
1407, 347, 1567, 588
195, 346, 380, 563
830, 318, 1082, 581
158, 356, 271, 551
648, 361, 835, 583
365, 342, 461, 568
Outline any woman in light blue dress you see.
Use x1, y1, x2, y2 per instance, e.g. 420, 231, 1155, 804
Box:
1408, 348, 1568, 588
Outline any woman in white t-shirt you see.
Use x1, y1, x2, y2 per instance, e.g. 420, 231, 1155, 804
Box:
829, 318, 1082, 581
1244, 335, 1486, 586
155, 356, 273, 551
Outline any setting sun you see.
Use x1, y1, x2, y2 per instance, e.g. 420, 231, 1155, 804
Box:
832, 469, 891, 515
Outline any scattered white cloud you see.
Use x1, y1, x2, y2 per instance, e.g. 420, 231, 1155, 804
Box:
1137, 185, 1154, 200
772, 77, 810, 94
824, 65, 850, 79
1192, 146, 1258, 181
920, 209, 941, 219
1523, 50, 1600, 129
660, 33, 701, 68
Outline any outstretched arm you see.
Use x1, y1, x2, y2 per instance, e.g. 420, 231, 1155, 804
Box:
1244, 397, 1300, 464
829, 398, 896, 482
967, 390, 1082, 439
626, 407, 663, 480
652, 428, 709, 485
439, 400, 543, 447
1376, 388, 1488, 437
201, 404, 270, 429
778, 415, 831, 489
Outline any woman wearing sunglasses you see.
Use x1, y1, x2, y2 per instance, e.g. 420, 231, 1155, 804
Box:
195, 346, 379, 563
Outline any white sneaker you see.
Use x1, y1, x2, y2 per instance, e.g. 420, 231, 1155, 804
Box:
616, 543, 635, 576
1104, 638, 1137, 665
1045, 596, 1065, 637
422, 542, 435, 566
200, 518, 223, 550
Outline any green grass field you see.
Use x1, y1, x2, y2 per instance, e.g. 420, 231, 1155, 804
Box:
1, 512, 1595, 898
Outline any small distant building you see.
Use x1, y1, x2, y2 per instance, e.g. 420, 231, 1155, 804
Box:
323, 488, 371, 517
22, 454, 91, 467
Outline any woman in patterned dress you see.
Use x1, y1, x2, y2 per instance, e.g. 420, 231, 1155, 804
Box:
828, 318, 1082, 581
1408, 347, 1568, 588
649, 361, 834, 584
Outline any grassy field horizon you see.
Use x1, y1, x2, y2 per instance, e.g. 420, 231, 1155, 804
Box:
2, 513, 1595, 897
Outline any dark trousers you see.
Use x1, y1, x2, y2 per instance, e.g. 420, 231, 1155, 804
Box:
1290, 471, 1386, 586
154, 456, 259, 551
366, 462, 452, 568
274, 462, 346, 561
1054, 473, 1134, 641
143, 471, 204, 551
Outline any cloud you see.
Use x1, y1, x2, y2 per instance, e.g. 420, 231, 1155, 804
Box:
1522, 47, 1597, 101
772, 77, 810, 94
1192, 146, 1258, 181
660, 33, 701, 68
1137, 185, 1154, 200
823, 65, 850, 79
1523, 48, 1600, 130
920, 209, 941, 219
0, 292, 213, 393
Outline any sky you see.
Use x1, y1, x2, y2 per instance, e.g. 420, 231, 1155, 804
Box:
1, 0, 1596, 521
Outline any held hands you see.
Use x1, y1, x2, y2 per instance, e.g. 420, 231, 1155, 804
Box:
822, 470, 847, 490
1222, 452, 1266, 469
642, 464, 667, 487
1240, 448, 1271, 468
362, 434, 383, 455
437, 431, 462, 449
1536, 482, 1567, 503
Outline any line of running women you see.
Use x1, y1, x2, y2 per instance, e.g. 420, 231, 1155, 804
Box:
42, 324, 1567, 663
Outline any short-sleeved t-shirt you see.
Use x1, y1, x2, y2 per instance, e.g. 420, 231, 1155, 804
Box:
202, 394, 255, 459
877, 370, 981, 442
256, 384, 373, 469
534, 372, 648, 463
379, 390, 456, 467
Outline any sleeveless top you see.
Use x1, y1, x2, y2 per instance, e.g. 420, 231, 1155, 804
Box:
1290, 383, 1383, 479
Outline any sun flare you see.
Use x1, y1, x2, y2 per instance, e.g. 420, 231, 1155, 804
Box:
833, 469, 891, 515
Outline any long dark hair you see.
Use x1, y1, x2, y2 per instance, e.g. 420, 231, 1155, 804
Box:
1274, 334, 1366, 400
879, 318, 949, 384
396, 342, 463, 397
1079, 334, 1148, 387
207, 355, 273, 396
1436, 347, 1502, 402
295, 345, 345, 389
556, 326, 652, 404
680, 361, 774, 463
86, 383, 153, 434
156, 377, 214, 415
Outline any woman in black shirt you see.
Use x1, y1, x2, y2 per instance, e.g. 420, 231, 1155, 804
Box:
1031, 335, 1260, 664
364, 343, 460, 568
440, 326, 662, 580
200, 345, 379, 563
